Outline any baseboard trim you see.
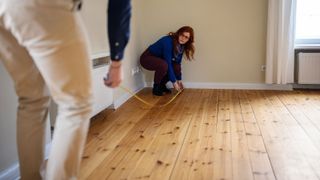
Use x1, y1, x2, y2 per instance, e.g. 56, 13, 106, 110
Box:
293, 84, 320, 89
0, 143, 51, 180
112, 82, 146, 109
0, 163, 19, 180
146, 82, 293, 90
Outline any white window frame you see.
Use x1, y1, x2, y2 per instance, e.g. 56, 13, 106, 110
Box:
294, 0, 320, 47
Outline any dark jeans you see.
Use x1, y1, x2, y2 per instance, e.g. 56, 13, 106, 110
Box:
140, 50, 181, 85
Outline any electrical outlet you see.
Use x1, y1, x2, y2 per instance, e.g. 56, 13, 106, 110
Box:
261, 65, 266, 72
131, 67, 140, 76
136, 67, 141, 73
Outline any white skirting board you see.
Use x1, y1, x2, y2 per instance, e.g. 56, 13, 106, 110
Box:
111, 82, 293, 110
293, 84, 320, 89
0, 163, 19, 180
146, 82, 293, 91
0, 143, 51, 180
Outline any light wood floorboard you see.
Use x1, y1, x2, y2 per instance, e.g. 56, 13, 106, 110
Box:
80, 89, 320, 180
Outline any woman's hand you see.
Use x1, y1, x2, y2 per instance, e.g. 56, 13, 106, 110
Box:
177, 80, 184, 90
104, 61, 123, 88
173, 82, 181, 91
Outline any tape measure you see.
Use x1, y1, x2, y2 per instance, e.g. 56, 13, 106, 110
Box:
119, 85, 183, 108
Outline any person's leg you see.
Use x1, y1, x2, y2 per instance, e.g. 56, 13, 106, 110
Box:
140, 50, 168, 95
158, 62, 181, 93
172, 63, 182, 80
0, 24, 49, 180
140, 50, 168, 84
159, 74, 171, 93
3, 0, 93, 179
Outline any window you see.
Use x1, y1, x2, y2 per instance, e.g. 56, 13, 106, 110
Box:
295, 0, 320, 45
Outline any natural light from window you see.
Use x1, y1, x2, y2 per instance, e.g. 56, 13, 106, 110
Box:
295, 0, 320, 45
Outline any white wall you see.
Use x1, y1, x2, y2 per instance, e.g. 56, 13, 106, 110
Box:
80, 0, 110, 55
138, 0, 268, 84
0, 65, 19, 173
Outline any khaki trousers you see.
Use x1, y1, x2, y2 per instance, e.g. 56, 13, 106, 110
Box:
0, 0, 92, 179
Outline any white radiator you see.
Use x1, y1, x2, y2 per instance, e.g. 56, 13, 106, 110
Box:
298, 52, 320, 84
48, 54, 112, 127
91, 54, 113, 117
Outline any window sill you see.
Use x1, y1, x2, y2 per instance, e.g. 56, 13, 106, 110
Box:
295, 44, 320, 50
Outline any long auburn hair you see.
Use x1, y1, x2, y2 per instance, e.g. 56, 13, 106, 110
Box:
168, 26, 195, 61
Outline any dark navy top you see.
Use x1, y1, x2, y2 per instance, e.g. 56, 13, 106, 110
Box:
108, 0, 131, 61
148, 36, 184, 83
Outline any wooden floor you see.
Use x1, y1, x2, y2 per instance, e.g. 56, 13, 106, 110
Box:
80, 89, 320, 180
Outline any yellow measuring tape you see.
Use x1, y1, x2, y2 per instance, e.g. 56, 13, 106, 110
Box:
119, 85, 183, 108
